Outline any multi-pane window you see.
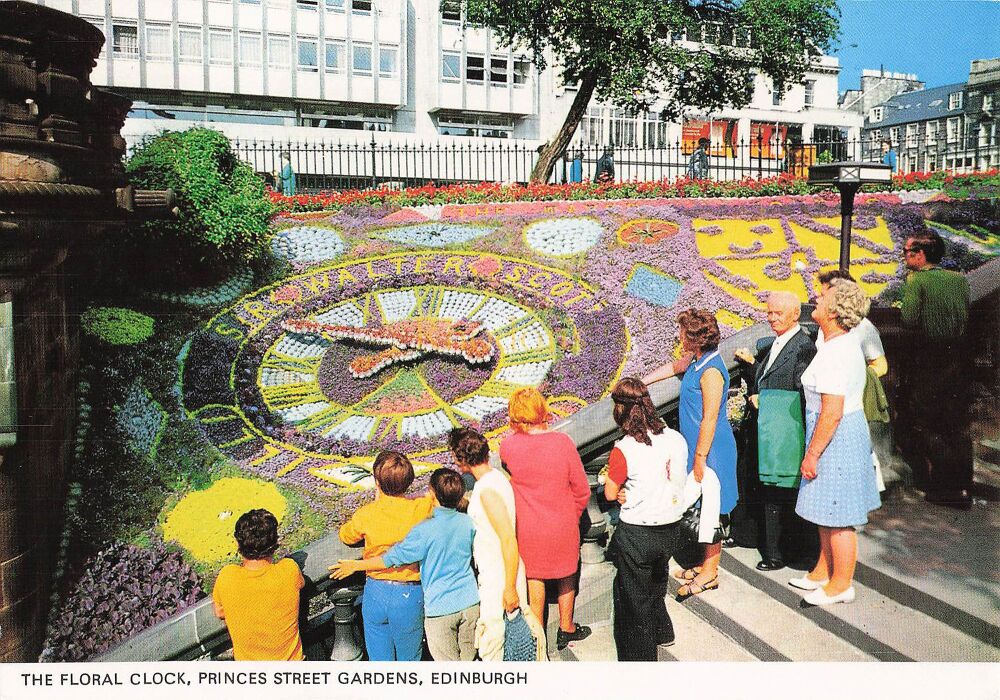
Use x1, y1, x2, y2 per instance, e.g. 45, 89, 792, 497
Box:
179, 27, 202, 62
889, 126, 899, 145
772, 89, 782, 106
734, 26, 751, 48
209, 30, 232, 64
352, 0, 372, 13
513, 59, 530, 86
442, 52, 461, 81
948, 91, 963, 110
325, 0, 345, 9
269, 36, 290, 67
946, 116, 961, 142
926, 121, 939, 144
490, 57, 508, 84
905, 123, 917, 148
145, 24, 170, 60
379, 47, 397, 77
112, 25, 138, 56
438, 112, 514, 138
239, 32, 262, 67
870, 107, 883, 122
441, 0, 461, 22
297, 38, 318, 71
352, 43, 372, 74
869, 129, 881, 144
466, 55, 485, 82
325, 40, 345, 72
298, 0, 318, 10
984, 94, 994, 112
804, 80, 815, 107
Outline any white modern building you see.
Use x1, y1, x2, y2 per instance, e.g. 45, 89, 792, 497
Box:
27, 0, 862, 184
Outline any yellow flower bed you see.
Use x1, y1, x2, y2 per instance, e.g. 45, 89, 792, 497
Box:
163, 477, 288, 562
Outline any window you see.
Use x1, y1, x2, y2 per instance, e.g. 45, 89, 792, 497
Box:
239, 32, 261, 66
297, 0, 318, 10
946, 116, 960, 142
889, 126, 899, 145
926, 121, 939, 145
905, 123, 917, 148
145, 24, 170, 61
179, 27, 202, 62
870, 106, 883, 122
804, 80, 815, 108
325, 0, 345, 9
325, 40, 345, 72
734, 26, 751, 48
948, 91, 963, 110
298, 38, 318, 71
442, 52, 460, 81
269, 36, 290, 67
379, 46, 397, 77
984, 94, 994, 112
466, 55, 484, 82
112, 25, 138, 56
441, 0, 461, 22
302, 107, 392, 130
351, 0, 372, 13
240, 0, 261, 4
701, 23, 721, 45
513, 58, 530, 86
490, 57, 508, 84
437, 112, 514, 139
352, 42, 372, 74
979, 123, 990, 148
209, 30, 232, 64
772, 89, 782, 106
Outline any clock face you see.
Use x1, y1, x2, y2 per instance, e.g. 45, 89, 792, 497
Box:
183, 251, 628, 490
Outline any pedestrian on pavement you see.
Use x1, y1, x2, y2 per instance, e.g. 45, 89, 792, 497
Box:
568, 148, 584, 184
212, 509, 305, 661
881, 140, 898, 173
644, 309, 738, 600
337, 451, 434, 660
274, 150, 296, 196
448, 428, 547, 661
735, 291, 817, 573
687, 137, 710, 179
594, 146, 615, 183
331, 468, 480, 661
604, 378, 689, 661
499, 387, 593, 650
897, 231, 973, 509
791, 278, 881, 605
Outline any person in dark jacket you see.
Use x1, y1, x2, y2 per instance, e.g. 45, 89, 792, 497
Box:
736, 291, 817, 571
594, 146, 615, 183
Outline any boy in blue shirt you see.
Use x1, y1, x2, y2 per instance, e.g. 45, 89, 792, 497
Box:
331, 468, 479, 660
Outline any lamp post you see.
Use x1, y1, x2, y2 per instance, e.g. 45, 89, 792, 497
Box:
807, 162, 893, 272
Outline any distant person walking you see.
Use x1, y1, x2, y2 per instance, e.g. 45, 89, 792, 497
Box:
594, 146, 615, 183
881, 140, 897, 173
213, 509, 305, 661
897, 231, 973, 509
569, 148, 584, 184
274, 150, 296, 196
687, 137, 710, 179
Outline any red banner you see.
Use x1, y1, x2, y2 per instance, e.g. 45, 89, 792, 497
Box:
682, 119, 738, 157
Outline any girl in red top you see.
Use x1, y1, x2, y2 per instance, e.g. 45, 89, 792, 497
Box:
499, 387, 592, 650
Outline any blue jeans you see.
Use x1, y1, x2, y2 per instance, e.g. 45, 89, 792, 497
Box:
361, 579, 425, 661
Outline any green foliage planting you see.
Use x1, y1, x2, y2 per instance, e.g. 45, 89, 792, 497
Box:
81, 307, 155, 346
125, 127, 274, 279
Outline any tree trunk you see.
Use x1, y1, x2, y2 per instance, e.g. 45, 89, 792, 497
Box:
529, 70, 599, 184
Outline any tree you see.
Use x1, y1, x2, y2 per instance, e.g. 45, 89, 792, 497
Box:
464, 0, 840, 183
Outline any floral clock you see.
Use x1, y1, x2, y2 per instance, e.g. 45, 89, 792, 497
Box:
182, 251, 629, 491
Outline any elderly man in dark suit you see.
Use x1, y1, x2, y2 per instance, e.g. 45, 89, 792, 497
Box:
738, 292, 817, 571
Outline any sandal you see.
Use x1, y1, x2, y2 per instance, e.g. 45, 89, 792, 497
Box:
672, 567, 701, 581
676, 576, 719, 602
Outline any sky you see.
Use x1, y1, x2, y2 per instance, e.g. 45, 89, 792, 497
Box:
833, 0, 1000, 92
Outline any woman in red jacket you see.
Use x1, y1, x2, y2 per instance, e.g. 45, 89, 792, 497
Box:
499, 387, 592, 651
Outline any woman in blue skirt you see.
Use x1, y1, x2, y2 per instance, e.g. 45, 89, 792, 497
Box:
791, 278, 881, 605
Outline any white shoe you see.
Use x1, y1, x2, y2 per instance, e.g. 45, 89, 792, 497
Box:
788, 576, 829, 591
803, 586, 856, 606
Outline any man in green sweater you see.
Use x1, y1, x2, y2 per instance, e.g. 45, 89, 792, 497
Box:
898, 231, 973, 509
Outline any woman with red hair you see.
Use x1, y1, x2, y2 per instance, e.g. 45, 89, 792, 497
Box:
499, 387, 592, 651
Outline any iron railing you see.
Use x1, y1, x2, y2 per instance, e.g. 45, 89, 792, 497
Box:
235, 136, 1000, 192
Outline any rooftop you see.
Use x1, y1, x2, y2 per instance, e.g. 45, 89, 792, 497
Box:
864, 82, 967, 129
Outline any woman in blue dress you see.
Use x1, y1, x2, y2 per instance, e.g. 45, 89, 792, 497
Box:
644, 309, 738, 599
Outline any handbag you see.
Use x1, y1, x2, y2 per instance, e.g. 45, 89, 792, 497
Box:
679, 501, 730, 544
503, 608, 538, 661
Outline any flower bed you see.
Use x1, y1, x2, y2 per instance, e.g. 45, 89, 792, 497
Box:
267, 170, 1000, 213
172, 191, 994, 534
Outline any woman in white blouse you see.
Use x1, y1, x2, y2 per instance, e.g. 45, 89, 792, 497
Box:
791, 278, 881, 605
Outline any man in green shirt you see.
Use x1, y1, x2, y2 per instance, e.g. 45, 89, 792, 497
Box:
898, 231, 973, 509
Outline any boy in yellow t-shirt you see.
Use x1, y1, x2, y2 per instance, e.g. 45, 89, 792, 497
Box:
213, 509, 305, 660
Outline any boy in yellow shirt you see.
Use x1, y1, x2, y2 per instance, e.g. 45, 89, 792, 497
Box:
213, 509, 305, 660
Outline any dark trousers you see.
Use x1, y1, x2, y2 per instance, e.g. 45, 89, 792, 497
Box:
759, 485, 817, 564
897, 343, 974, 499
610, 520, 680, 662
